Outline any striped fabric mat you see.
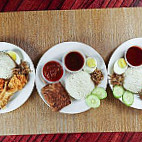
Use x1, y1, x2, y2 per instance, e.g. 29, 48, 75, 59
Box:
1, 132, 142, 142
0, 0, 141, 11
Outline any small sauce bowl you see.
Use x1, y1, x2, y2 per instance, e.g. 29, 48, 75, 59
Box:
42, 59, 65, 84
125, 46, 142, 67
62, 51, 86, 73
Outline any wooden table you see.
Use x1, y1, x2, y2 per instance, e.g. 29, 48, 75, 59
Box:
0, 8, 142, 135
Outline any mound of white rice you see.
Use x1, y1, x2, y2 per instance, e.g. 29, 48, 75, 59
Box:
0, 52, 16, 79
123, 67, 142, 93
65, 71, 94, 100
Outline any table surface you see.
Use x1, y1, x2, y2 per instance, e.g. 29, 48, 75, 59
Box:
1, 8, 142, 136
0, 0, 142, 142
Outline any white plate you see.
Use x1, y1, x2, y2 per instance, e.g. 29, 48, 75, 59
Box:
108, 38, 142, 109
0, 42, 35, 113
36, 42, 107, 114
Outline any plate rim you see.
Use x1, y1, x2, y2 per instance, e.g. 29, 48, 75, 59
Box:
0, 41, 36, 113
108, 37, 142, 109
35, 41, 108, 114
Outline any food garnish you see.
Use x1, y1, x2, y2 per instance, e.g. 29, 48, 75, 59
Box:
7, 50, 21, 65
85, 95, 100, 108
7, 51, 17, 61
113, 86, 124, 99
92, 87, 107, 99
112, 85, 134, 106
109, 73, 124, 86
122, 91, 134, 106
113, 58, 128, 75
41, 82, 71, 111
85, 87, 107, 108
90, 68, 104, 86
64, 51, 85, 72
65, 71, 94, 100
42, 60, 64, 83
83, 57, 97, 73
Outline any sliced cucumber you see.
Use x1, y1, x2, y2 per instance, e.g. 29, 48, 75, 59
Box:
113, 86, 124, 99
92, 87, 107, 99
122, 91, 134, 106
85, 95, 100, 108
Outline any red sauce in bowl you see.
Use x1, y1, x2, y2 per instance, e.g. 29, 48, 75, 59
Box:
65, 51, 85, 71
126, 46, 142, 66
43, 61, 63, 82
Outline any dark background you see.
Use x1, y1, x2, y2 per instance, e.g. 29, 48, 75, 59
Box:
0, 0, 142, 142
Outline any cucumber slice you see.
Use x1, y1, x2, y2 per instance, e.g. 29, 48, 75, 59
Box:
113, 86, 124, 98
122, 91, 134, 106
92, 87, 107, 99
85, 95, 100, 108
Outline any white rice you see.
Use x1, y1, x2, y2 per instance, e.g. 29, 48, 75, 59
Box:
0, 52, 16, 79
123, 66, 142, 93
65, 71, 94, 100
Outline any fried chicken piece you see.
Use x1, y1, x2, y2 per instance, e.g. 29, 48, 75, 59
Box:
8, 75, 27, 93
0, 75, 28, 109
0, 79, 5, 93
0, 81, 7, 100
41, 82, 71, 111
0, 82, 13, 109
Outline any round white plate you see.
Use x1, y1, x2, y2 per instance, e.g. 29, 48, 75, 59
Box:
108, 38, 142, 109
0, 42, 35, 113
36, 42, 107, 114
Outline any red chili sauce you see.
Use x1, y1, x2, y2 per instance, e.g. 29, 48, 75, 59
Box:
65, 51, 84, 71
43, 61, 63, 82
126, 46, 142, 66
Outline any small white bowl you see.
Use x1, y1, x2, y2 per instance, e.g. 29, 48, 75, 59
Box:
62, 50, 86, 73
42, 59, 65, 84
124, 47, 142, 68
